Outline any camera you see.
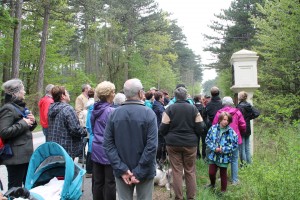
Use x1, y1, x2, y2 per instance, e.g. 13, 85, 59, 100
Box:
24, 108, 31, 118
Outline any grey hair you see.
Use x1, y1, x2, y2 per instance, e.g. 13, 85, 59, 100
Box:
45, 84, 54, 94
113, 93, 126, 105
81, 84, 90, 92
174, 87, 187, 101
2, 79, 24, 96
123, 78, 143, 99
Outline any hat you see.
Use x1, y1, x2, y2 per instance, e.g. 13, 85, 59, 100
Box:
176, 84, 186, 89
222, 96, 234, 105
150, 87, 158, 91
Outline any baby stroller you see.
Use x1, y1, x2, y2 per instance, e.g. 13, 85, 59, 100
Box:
23, 142, 85, 200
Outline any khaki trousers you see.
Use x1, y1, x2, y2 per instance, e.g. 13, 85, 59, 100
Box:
167, 146, 197, 200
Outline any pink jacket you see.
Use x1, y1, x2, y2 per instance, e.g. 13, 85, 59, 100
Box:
213, 106, 246, 144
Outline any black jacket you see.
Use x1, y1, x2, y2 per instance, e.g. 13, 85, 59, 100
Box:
0, 103, 36, 165
160, 100, 205, 147
203, 96, 223, 128
237, 101, 260, 136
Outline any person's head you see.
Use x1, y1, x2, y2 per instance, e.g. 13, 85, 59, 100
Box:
150, 87, 158, 94
210, 86, 220, 97
145, 91, 154, 101
113, 93, 126, 105
162, 90, 169, 99
45, 84, 54, 95
174, 87, 187, 101
154, 91, 164, 103
193, 95, 201, 103
222, 96, 234, 107
238, 91, 248, 102
2, 79, 25, 102
81, 84, 91, 94
176, 84, 186, 89
218, 111, 232, 128
87, 88, 95, 98
51, 86, 70, 103
123, 78, 144, 100
95, 81, 115, 103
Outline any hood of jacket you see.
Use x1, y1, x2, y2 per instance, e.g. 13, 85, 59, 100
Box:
219, 106, 238, 116
48, 102, 68, 118
92, 101, 112, 119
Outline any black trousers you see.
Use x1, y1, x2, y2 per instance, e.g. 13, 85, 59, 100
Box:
6, 163, 29, 189
86, 152, 93, 174
92, 161, 116, 200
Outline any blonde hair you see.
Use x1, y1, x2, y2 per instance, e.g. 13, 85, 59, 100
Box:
95, 81, 115, 101
238, 91, 248, 101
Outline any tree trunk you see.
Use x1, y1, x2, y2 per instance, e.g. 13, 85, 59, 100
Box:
37, 2, 50, 99
11, 0, 23, 78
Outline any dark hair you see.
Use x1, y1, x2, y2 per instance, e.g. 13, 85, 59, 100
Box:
174, 87, 187, 101
154, 91, 163, 101
193, 95, 201, 103
51, 86, 67, 102
88, 88, 95, 98
145, 91, 153, 100
176, 84, 186, 89
218, 111, 232, 124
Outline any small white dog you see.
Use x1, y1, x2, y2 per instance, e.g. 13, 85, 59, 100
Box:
154, 164, 172, 190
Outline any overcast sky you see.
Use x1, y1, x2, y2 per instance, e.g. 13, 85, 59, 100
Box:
157, 0, 232, 82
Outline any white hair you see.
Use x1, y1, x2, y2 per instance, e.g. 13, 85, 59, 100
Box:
113, 93, 126, 105
123, 78, 143, 99
45, 84, 54, 94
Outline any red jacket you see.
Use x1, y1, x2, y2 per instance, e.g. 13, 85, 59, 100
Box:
38, 95, 54, 128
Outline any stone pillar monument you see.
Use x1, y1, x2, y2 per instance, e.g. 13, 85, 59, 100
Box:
230, 49, 260, 155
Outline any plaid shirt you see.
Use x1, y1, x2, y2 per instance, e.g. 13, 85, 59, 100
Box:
48, 102, 84, 158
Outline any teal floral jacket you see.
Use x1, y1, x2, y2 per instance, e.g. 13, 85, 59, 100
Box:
205, 124, 238, 163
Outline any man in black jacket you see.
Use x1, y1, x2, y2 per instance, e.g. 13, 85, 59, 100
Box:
202, 86, 223, 159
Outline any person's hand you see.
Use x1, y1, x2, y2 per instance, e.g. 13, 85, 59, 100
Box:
121, 170, 133, 185
26, 113, 35, 122
0, 192, 7, 200
215, 147, 222, 153
23, 117, 34, 127
130, 176, 140, 184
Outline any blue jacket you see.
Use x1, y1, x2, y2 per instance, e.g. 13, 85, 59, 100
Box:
152, 100, 165, 128
104, 100, 158, 180
86, 104, 94, 152
205, 124, 238, 163
91, 101, 115, 165
168, 97, 194, 106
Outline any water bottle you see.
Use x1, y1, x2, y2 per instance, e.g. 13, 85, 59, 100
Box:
24, 108, 31, 118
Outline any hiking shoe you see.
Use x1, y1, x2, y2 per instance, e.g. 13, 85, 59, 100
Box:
204, 184, 216, 190
85, 173, 92, 178
232, 180, 240, 186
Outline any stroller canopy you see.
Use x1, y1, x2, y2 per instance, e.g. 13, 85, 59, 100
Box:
25, 142, 85, 200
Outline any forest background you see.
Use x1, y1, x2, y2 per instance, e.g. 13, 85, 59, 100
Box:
0, 1, 299, 199
0, 0, 299, 125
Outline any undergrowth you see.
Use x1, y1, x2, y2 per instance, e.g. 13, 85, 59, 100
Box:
195, 122, 300, 200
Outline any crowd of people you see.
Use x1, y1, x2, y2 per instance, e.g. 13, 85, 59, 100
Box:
0, 78, 260, 200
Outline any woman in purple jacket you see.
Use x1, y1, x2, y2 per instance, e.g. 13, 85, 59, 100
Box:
91, 81, 116, 200
213, 96, 246, 185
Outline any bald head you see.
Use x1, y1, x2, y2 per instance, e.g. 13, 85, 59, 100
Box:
210, 86, 220, 97
123, 78, 143, 99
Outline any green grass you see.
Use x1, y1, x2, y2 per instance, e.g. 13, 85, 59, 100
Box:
195, 122, 300, 200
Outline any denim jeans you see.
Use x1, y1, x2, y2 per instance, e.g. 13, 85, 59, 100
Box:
239, 135, 252, 164
231, 147, 239, 183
